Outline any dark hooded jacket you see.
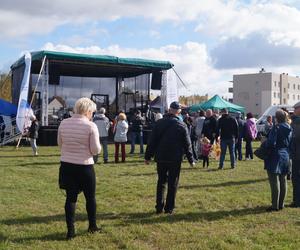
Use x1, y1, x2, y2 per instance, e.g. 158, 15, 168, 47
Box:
264, 122, 292, 174
29, 120, 39, 139
290, 115, 300, 160
145, 113, 194, 164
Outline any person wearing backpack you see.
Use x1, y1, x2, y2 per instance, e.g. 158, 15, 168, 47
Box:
244, 112, 258, 160
290, 102, 300, 207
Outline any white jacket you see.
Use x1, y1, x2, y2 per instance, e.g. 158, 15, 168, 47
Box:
114, 120, 128, 142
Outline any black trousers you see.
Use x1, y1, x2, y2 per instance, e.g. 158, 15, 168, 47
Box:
156, 162, 181, 212
202, 156, 209, 167
292, 160, 300, 206
245, 138, 253, 159
61, 161, 97, 229
191, 139, 198, 160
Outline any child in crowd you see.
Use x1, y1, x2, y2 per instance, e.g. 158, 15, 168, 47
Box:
201, 137, 212, 168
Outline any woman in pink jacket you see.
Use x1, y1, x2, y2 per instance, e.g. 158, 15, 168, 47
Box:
58, 97, 101, 239
244, 112, 257, 160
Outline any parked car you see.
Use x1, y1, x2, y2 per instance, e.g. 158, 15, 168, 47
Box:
256, 105, 294, 136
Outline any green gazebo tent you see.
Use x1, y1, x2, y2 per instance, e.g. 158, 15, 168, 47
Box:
189, 94, 245, 113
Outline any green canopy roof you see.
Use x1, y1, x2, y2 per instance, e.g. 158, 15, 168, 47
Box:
11, 50, 174, 78
190, 95, 245, 113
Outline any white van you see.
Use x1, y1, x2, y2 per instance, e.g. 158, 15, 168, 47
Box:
256, 105, 294, 135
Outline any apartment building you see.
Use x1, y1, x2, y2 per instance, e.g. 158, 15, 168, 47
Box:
231, 70, 300, 117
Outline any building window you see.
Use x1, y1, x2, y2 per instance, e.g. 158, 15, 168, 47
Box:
288, 94, 290, 99
274, 81, 277, 87
283, 98, 286, 104
273, 92, 276, 98
284, 88, 286, 93
293, 94, 295, 100
298, 85, 300, 90
278, 93, 280, 98
288, 83, 290, 88
294, 84, 296, 89
298, 95, 300, 100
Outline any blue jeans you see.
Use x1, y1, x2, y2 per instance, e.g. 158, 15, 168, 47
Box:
93, 136, 108, 163
219, 138, 236, 168
100, 137, 108, 161
235, 138, 243, 161
30, 138, 37, 154
130, 131, 144, 154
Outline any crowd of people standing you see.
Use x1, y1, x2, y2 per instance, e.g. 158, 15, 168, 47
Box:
52, 96, 300, 239
182, 108, 259, 169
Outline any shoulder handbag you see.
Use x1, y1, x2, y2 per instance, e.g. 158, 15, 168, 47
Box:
254, 125, 277, 160
254, 140, 272, 160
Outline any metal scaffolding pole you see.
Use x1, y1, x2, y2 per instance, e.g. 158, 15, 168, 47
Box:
161, 70, 167, 113
41, 59, 49, 126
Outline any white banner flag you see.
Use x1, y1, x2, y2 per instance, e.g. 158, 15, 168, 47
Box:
161, 69, 178, 112
16, 52, 32, 133
166, 69, 178, 108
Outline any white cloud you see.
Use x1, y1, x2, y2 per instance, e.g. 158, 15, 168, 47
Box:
211, 33, 300, 69
2, 0, 300, 49
0, 9, 63, 38
195, 1, 300, 47
149, 30, 160, 39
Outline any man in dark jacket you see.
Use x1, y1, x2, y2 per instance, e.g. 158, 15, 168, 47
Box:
216, 108, 238, 169
202, 109, 217, 144
291, 101, 300, 207
235, 112, 245, 161
145, 101, 195, 214
130, 110, 145, 154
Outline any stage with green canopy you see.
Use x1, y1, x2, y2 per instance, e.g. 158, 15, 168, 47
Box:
189, 94, 245, 113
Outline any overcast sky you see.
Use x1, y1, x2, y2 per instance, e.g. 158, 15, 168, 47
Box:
1, 0, 300, 97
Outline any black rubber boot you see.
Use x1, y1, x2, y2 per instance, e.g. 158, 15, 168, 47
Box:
66, 225, 75, 240
88, 225, 101, 233
65, 202, 76, 239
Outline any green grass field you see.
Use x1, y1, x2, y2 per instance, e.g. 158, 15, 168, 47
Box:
1, 143, 300, 250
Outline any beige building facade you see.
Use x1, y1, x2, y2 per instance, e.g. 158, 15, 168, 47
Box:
232, 71, 300, 117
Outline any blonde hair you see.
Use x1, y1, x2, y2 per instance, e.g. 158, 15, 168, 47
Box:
118, 113, 127, 121
74, 97, 96, 115
202, 137, 210, 144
